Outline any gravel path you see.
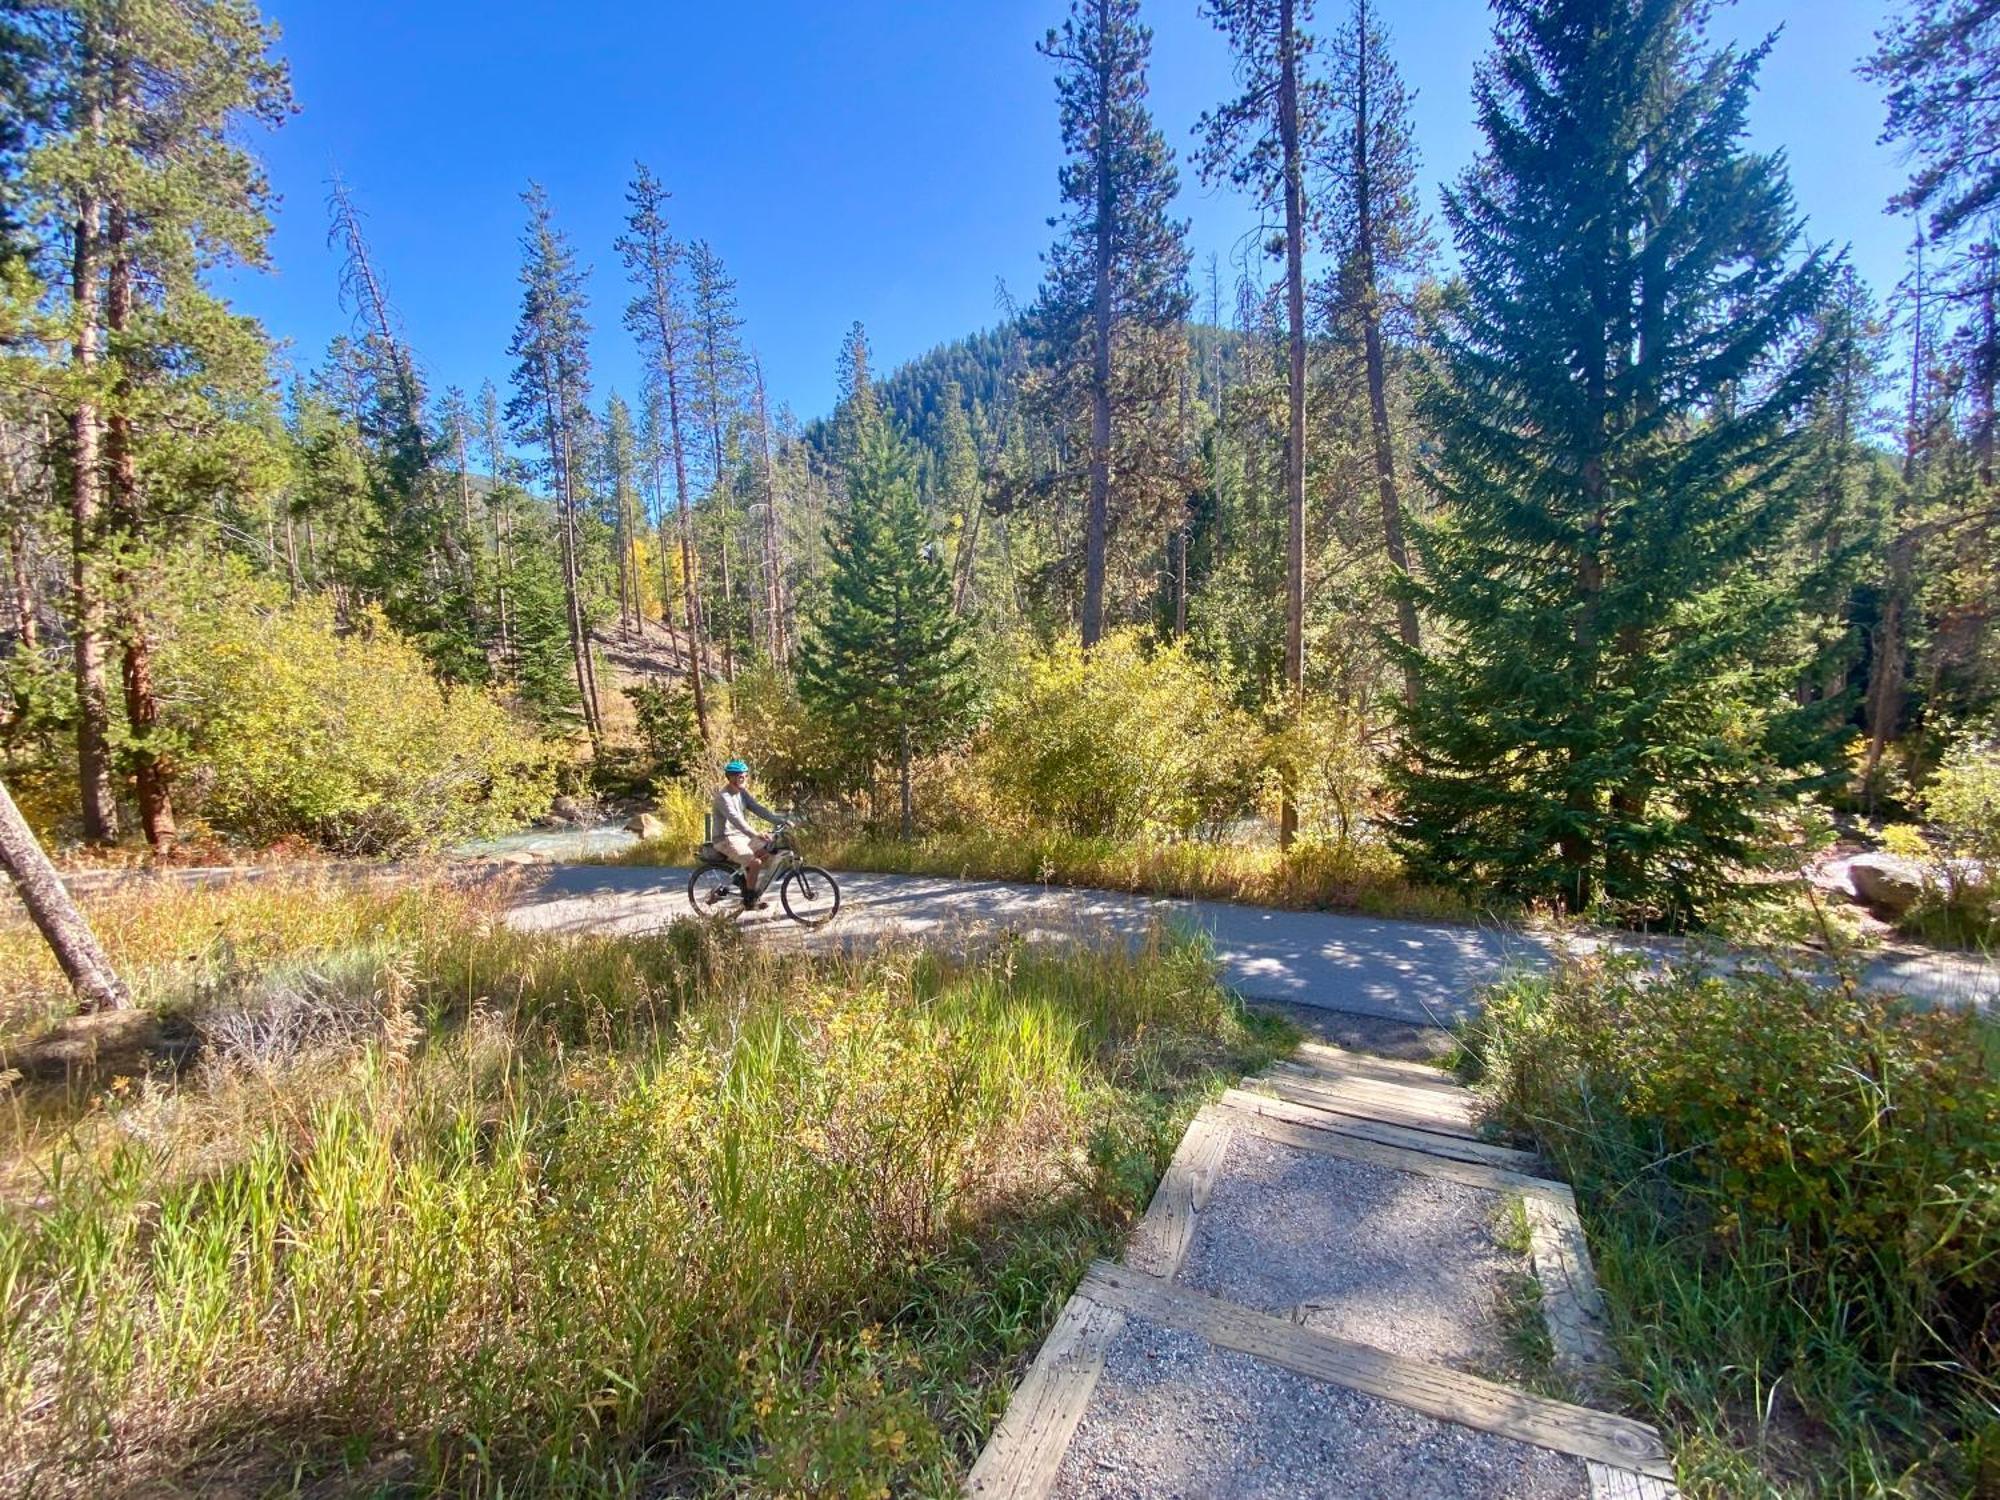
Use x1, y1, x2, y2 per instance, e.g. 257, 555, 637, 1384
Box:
1179, 1131, 1517, 1372
504, 864, 1999, 1021
1050, 1319, 1590, 1500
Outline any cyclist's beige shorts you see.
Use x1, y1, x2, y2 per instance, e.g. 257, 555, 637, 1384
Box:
715, 832, 758, 864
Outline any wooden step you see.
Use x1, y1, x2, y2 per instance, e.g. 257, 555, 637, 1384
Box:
1254, 1070, 1483, 1140
1266, 1059, 1480, 1127
1292, 1039, 1464, 1093
1217, 1095, 1571, 1205
1077, 1261, 1675, 1480
1222, 1086, 1543, 1172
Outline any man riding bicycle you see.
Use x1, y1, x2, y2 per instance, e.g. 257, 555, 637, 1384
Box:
710, 759, 786, 906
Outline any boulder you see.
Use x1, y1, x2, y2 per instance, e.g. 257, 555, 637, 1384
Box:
1847, 854, 1926, 917
550, 794, 590, 824
625, 812, 669, 841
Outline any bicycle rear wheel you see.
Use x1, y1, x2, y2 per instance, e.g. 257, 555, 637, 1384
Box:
779, 865, 840, 927
688, 863, 741, 916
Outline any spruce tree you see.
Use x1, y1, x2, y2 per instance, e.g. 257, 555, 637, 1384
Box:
505, 183, 601, 743
1035, 0, 1190, 649
799, 412, 976, 839
1393, 0, 1835, 925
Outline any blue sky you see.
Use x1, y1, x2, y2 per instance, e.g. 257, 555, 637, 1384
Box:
222, 0, 1913, 427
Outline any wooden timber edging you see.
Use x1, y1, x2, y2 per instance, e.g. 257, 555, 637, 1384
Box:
1215, 1093, 1574, 1206
964, 1045, 1680, 1497
963, 1295, 1127, 1499
1221, 1084, 1544, 1171
1124, 1106, 1232, 1280
1076, 1262, 1676, 1481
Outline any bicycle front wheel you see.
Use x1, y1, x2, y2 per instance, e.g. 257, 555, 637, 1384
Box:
688, 863, 741, 916
779, 865, 840, 927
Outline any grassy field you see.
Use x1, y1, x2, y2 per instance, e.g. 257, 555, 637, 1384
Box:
0, 873, 1288, 1496
1460, 955, 2000, 1498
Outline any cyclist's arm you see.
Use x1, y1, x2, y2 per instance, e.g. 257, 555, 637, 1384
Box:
743, 791, 786, 826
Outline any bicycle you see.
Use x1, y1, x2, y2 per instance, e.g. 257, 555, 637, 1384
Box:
687, 823, 842, 928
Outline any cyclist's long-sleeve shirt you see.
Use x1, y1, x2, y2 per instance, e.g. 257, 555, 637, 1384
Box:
713, 786, 782, 840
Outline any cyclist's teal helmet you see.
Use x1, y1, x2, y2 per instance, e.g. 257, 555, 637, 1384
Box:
723, 759, 749, 775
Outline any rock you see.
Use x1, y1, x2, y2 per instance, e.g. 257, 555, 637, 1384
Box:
550, 795, 590, 824
1847, 854, 1926, 917
625, 812, 669, 840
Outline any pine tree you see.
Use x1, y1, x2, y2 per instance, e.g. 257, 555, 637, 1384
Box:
1867, 1, 2000, 487
1322, 0, 1430, 703
798, 412, 976, 839
603, 393, 642, 638
1197, 0, 1325, 847
1036, 0, 1190, 649
618, 163, 710, 740
688, 239, 745, 680
21, 0, 291, 849
833, 319, 877, 460
1393, 0, 1836, 925
505, 183, 601, 744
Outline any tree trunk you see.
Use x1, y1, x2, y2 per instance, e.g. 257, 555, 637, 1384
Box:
105, 195, 175, 855
715, 527, 737, 682
542, 357, 601, 745
1976, 242, 1996, 491
1352, 12, 1419, 703
1174, 524, 1188, 639
68, 168, 117, 846
0, 774, 127, 1011
1865, 231, 1929, 809
753, 360, 786, 665
1082, 0, 1115, 650
1278, 0, 1307, 850
899, 720, 913, 841
663, 356, 711, 740
9, 523, 37, 652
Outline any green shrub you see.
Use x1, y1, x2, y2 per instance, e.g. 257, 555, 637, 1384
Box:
1886, 734, 2000, 947
161, 564, 555, 854
1463, 956, 2000, 1493
622, 678, 701, 780
981, 630, 1261, 839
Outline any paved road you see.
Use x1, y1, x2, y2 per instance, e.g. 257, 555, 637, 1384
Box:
505, 865, 1999, 1026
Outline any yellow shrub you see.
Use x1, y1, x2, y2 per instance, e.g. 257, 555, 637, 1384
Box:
161, 565, 555, 854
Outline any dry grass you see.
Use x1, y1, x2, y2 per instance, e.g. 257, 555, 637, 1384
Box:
0, 872, 1286, 1496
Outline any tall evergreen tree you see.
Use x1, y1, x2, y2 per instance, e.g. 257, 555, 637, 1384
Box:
1197, 0, 1324, 846
1867, 1, 2000, 487
618, 163, 710, 740
1036, 0, 1190, 649
1322, 0, 1429, 703
19, 0, 291, 848
1393, 0, 1835, 924
799, 412, 976, 839
688, 239, 745, 680
505, 183, 601, 743
603, 392, 642, 638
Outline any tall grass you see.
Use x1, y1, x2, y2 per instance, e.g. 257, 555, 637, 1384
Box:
0, 874, 1282, 1495
614, 824, 1483, 922
1460, 955, 2000, 1497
